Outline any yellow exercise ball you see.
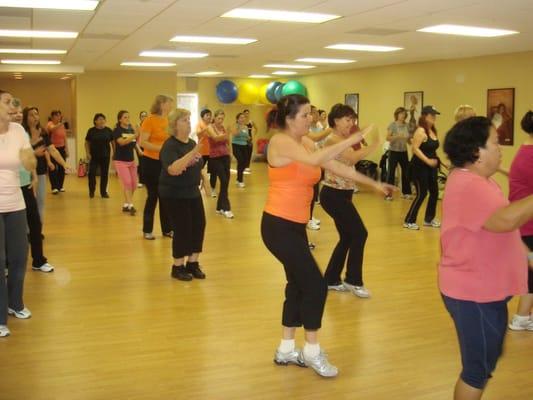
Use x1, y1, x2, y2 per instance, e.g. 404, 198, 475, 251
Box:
238, 83, 259, 105
258, 83, 270, 104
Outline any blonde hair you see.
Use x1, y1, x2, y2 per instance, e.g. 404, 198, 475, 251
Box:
214, 109, 225, 118
454, 105, 476, 122
150, 94, 174, 115
167, 108, 191, 135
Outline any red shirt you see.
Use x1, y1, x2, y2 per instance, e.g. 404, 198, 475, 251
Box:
509, 144, 533, 236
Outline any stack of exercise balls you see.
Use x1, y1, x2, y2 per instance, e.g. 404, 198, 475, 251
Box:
215, 79, 308, 105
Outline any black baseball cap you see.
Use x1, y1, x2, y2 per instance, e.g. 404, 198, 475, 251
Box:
421, 105, 440, 115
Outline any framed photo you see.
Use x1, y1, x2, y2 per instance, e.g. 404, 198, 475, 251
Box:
344, 93, 359, 116
487, 88, 515, 146
404, 91, 424, 130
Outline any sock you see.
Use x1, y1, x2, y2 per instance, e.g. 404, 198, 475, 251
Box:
278, 339, 295, 353
514, 314, 531, 321
303, 342, 320, 359
123, 203, 129, 208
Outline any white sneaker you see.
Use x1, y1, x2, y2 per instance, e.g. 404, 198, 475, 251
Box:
508, 315, 533, 331
424, 219, 441, 228
223, 210, 234, 219
343, 282, 371, 298
307, 220, 320, 230
0, 325, 10, 337
51, 189, 59, 194
244, 168, 251, 174
32, 263, 55, 273
216, 209, 224, 215
328, 283, 347, 292
403, 222, 420, 230
401, 194, 413, 200
8, 307, 32, 319
298, 350, 338, 378
236, 181, 245, 188
137, 183, 143, 188
311, 217, 321, 225
384, 195, 393, 201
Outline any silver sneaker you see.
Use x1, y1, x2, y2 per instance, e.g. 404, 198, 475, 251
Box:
299, 350, 338, 377
274, 348, 306, 367
424, 219, 441, 228
0, 325, 10, 337
8, 307, 32, 319
343, 282, 371, 298
328, 283, 347, 291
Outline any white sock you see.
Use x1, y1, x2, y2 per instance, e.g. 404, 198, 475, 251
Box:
303, 342, 320, 358
123, 203, 129, 208
513, 314, 531, 321
278, 339, 295, 353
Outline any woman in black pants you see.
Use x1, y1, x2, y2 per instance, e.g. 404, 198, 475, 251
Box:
385, 107, 412, 200
230, 112, 250, 188
140, 95, 174, 240
159, 108, 206, 281
404, 105, 441, 230
320, 104, 383, 298
262, 95, 393, 377
85, 113, 113, 198
207, 110, 233, 218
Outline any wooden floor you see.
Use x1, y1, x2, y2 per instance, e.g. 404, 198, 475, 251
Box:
0, 163, 531, 400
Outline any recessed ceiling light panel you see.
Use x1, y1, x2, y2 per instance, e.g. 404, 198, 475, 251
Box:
221, 8, 340, 24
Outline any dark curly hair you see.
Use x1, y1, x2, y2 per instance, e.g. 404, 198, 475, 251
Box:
328, 103, 357, 128
443, 116, 492, 167
521, 110, 533, 134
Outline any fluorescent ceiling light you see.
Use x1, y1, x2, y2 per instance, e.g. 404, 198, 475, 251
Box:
248, 75, 271, 78
195, 71, 223, 76
0, 48, 67, 55
121, 62, 176, 67
264, 64, 315, 69
296, 57, 355, 64
221, 8, 340, 24
14, 77, 23, 79
272, 71, 297, 76
326, 43, 403, 52
140, 50, 208, 59
1, 59, 61, 65
0, 0, 98, 10
170, 35, 256, 45
0, 30, 78, 39
417, 24, 518, 37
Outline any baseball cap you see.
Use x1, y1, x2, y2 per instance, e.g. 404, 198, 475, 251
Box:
421, 105, 440, 115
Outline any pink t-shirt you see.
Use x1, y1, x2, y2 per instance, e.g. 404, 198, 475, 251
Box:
439, 169, 528, 302
0, 122, 31, 213
509, 144, 533, 236
208, 125, 229, 158
47, 121, 67, 147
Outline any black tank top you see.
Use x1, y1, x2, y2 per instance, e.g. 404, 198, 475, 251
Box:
412, 133, 439, 167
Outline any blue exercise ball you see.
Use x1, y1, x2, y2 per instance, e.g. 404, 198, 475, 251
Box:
274, 83, 285, 102
266, 81, 282, 104
216, 80, 238, 104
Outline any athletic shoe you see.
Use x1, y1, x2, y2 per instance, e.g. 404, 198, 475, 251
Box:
129, 207, 136, 216
328, 282, 347, 291
162, 231, 173, 238
236, 181, 245, 188
424, 219, 441, 228
401, 194, 413, 200
403, 222, 420, 230
384, 195, 393, 201
137, 183, 143, 188
32, 263, 55, 273
311, 217, 321, 225
0, 325, 10, 338
307, 220, 320, 231
216, 209, 224, 215
8, 307, 32, 319
122, 206, 129, 212
143, 232, 155, 240
308, 242, 316, 250
223, 210, 234, 219
171, 265, 192, 281
59, 188, 65, 192
186, 263, 206, 279
343, 282, 371, 298
508, 315, 533, 331
274, 348, 306, 367
244, 168, 251, 174
298, 350, 338, 378
101, 193, 110, 199
52, 189, 59, 195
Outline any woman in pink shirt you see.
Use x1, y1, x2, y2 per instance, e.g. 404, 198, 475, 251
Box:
440, 116, 533, 400
508, 110, 533, 331
46, 110, 68, 194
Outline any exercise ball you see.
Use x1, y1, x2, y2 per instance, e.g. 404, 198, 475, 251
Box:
281, 80, 307, 97
238, 83, 259, 104
266, 81, 282, 104
216, 80, 238, 104
274, 83, 284, 102
258, 83, 270, 104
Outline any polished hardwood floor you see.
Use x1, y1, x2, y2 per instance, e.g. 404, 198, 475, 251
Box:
0, 163, 531, 400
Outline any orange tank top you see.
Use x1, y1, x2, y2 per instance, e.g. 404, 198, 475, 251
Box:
264, 161, 321, 224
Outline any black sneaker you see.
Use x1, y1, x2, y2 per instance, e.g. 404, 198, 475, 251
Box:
186, 262, 206, 279
122, 206, 129, 212
129, 206, 136, 216
171, 265, 192, 281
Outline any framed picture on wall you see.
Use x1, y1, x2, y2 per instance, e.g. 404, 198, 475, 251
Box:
404, 91, 424, 133
344, 93, 359, 116
487, 88, 515, 146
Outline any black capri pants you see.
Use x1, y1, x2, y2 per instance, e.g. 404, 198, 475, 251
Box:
261, 212, 327, 330
162, 196, 206, 259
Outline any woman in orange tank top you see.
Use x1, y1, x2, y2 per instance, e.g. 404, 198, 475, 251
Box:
262, 94, 394, 378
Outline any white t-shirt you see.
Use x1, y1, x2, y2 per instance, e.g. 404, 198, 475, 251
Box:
0, 122, 31, 212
